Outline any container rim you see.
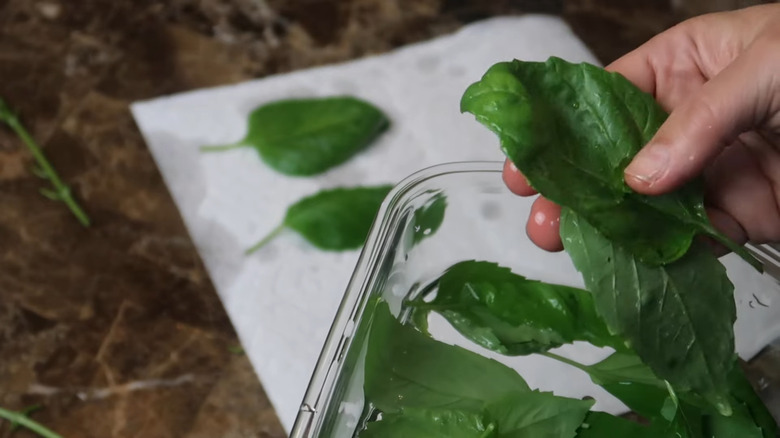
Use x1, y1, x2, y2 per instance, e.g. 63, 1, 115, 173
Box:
288, 160, 780, 437
289, 161, 504, 437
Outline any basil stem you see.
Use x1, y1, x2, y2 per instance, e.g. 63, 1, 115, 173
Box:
0, 98, 90, 227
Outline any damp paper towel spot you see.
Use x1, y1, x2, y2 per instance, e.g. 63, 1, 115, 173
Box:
130, 15, 780, 433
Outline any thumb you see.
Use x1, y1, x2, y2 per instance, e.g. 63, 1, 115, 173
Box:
624, 40, 774, 195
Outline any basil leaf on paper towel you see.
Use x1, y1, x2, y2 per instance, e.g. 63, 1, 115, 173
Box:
460, 56, 759, 269
410, 260, 621, 355
201, 97, 390, 176
246, 185, 392, 254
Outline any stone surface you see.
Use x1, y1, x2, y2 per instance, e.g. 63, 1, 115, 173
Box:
0, 0, 773, 436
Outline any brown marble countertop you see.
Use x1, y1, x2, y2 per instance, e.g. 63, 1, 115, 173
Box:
0, 0, 772, 437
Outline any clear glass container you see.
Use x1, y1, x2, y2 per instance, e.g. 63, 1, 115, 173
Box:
289, 162, 780, 438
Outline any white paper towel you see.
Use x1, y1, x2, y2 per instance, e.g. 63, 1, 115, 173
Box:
130, 15, 780, 433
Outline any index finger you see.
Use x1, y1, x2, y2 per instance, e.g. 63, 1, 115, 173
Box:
503, 159, 537, 196
606, 46, 657, 97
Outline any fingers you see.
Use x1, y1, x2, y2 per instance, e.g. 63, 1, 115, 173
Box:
526, 197, 563, 252
502, 159, 562, 251
605, 23, 707, 111
624, 34, 777, 195
502, 159, 537, 196
705, 133, 780, 243
605, 45, 657, 96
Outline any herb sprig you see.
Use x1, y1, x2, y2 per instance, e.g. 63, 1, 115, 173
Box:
0, 406, 62, 438
0, 98, 90, 227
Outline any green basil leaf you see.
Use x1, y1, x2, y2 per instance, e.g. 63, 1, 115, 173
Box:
408, 192, 447, 246
585, 352, 663, 388
553, 351, 677, 422
247, 185, 392, 253
706, 406, 764, 438
669, 401, 707, 438
576, 412, 671, 438
560, 208, 737, 414
412, 260, 621, 355
364, 301, 530, 414
647, 389, 709, 438
727, 366, 780, 438
581, 353, 697, 431
486, 391, 593, 438
602, 382, 672, 421
284, 185, 391, 249
664, 392, 769, 438
360, 408, 497, 438
460, 57, 759, 269
584, 354, 699, 431
588, 355, 776, 437
202, 97, 390, 176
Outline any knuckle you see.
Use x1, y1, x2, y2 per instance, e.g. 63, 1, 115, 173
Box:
685, 97, 723, 132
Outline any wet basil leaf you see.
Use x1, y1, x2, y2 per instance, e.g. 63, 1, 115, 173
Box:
667, 400, 707, 438
727, 366, 780, 438
364, 302, 593, 438
576, 412, 670, 438
706, 405, 764, 438
579, 352, 701, 435
202, 97, 390, 176
246, 185, 392, 254
364, 301, 529, 414
601, 382, 672, 422
408, 192, 447, 246
585, 352, 663, 388
587, 354, 776, 437
411, 260, 621, 355
460, 57, 758, 269
360, 408, 496, 438
560, 208, 737, 414
583, 354, 701, 434
486, 391, 592, 438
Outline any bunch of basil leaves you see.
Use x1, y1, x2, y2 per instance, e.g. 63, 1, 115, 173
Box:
359, 260, 776, 437
357, 57, 776, 437
460, 56, 764, 412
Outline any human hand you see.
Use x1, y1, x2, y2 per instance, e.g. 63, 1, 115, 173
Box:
504, 4, 780, 253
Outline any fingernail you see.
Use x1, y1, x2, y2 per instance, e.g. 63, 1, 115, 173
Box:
625, 144, 669, 186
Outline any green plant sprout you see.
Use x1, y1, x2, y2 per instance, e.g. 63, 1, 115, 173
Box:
0, 405, 62, 438
0, 97, 90, 227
